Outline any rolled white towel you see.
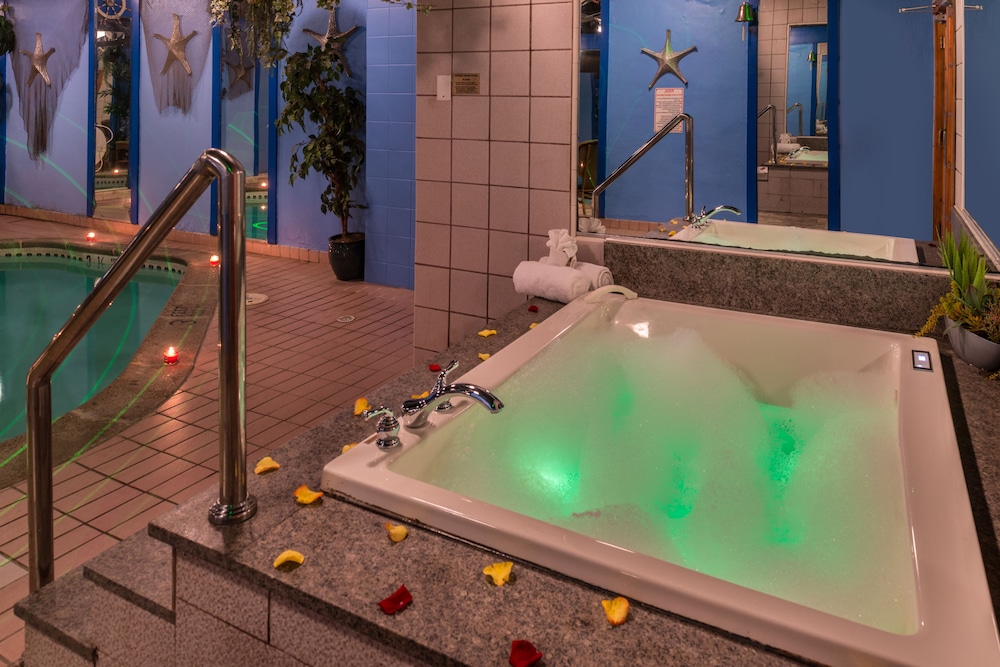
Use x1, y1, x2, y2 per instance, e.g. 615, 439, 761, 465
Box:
546, 229, 578, 267
513, 261, 590, 304
777, 142, 801, 154
575, 262, 613, 289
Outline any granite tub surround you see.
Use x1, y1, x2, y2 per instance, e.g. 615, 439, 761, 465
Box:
0, 238, 217, 488
603, 236, 951, 335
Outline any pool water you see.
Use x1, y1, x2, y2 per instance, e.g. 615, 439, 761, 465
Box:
0, 256, 180, 441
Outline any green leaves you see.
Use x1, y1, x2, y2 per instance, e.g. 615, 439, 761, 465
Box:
277, 42, 366, 237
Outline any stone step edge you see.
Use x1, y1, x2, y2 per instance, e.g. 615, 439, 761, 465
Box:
81, 532, 175, 624
14, 568, 98, 664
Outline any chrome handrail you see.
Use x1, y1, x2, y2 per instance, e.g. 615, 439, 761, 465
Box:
590, 112, 694, 223
758, 104, 777, 165
786, 102, 803, 137
26, 148, 257, 592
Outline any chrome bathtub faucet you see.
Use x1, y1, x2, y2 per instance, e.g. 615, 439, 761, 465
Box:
690, 204, 742, 230
401, 360, 504, 429
362, 406, 402, 449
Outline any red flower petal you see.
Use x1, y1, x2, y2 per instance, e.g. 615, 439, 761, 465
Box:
527, 305, 539, 313
429, 363, 441, 372
509, 640, 543, 667
378, 585, 413, 615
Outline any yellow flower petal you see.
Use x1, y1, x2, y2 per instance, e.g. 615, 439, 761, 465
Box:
253, 456, 280, 474
478, 329, 498, 338
602, 597, 630, 625
341, 443, 358, 454
478, 353, 491, 361
410, 390, 430, 400
294, 485, 324, 505
273, 550, 304, 568
353, 397, 371, 415
385, 522, 409, 543
668, 230, 677, 237
528, 322, 538, 329
670, 219, 679, 225
658, 225, 666, 233
483, 561, 513, 586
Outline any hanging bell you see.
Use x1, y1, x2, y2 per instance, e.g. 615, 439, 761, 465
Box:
735, 2, 756, 42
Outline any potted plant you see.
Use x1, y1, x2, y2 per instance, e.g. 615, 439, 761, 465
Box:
275, 1, 366, 281
918, 229, 1000, 372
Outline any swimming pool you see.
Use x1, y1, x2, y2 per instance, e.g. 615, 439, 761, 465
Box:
0, 249, 181, 441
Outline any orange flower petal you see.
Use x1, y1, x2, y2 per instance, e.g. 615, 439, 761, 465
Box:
410, 390, 430, 400
253, 456, 280, 474
341, 443, 358, 454
273, 550, 304, 568
478, 329, 498, 337
528, 323, 538, 329
353, 397, 371, 415
483, 561, 513, 586
478, 353, 491, 361
294, 485, 324, 505
385, 522, 409, 543
601, 596, 630, 625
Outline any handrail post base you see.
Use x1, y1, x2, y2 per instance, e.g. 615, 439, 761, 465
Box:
208, 495, 258, 525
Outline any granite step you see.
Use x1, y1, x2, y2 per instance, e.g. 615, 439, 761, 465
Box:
14, 568, 98, 666
82, 531, 174, 623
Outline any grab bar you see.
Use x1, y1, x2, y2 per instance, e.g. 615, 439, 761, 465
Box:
26, 148, 257, 592
758, 104, 777, 164
590, 112, 694, 223
786, 102, 803, 137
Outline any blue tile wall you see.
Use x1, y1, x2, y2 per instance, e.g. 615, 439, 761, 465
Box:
366, 1, 416, 289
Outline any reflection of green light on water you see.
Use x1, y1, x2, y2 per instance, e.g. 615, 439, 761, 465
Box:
252, 220, 267, 230
759, 403, 805, 545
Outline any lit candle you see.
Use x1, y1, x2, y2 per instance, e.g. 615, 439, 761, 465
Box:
112, 168, 120, 175
163, 347, 179, 365
86, 231, 96, 242
260, 181, 268, 189
209, 254, 220, 267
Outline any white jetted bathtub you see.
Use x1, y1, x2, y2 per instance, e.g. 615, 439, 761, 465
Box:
660, 219, 920, 263
322, 293, 999, 666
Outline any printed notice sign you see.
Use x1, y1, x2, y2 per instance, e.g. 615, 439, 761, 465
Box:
654, 88, 685, 133
452, 74, 481, 96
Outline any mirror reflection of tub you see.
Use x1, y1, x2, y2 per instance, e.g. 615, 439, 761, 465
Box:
322, 294, 998, 666
652, 219, 920, 263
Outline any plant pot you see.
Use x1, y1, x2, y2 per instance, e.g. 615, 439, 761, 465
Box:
328, 233, 365, 282
945, 317, 1000, 372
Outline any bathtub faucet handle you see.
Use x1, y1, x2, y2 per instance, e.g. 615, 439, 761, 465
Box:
362, 407, 401, 449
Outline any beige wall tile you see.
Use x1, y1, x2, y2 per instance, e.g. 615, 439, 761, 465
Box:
415, 221, 451, 266
530, 50, 572, 97
530, 97, 571, 144
416, 180, 451, 224
488, 230, 527, 276
449, 312, 487, 343
529, 143, 572, 191
416, 96, 452, 138
450, 226, 489, 271
489, 141, 529, 187
416, 138, 452, 182
491, 51, 530, 96
414, 306, 450, 351
452, 139, 490, 184
414, 265, 451, 309
417, 9, 453, 53
491, 5, 531, 51
452, 183, 490, 228
489, 185, 528, 233
453, 96, 490, 140
531, 2, 573, 50
416, 53, 452, 95
453, 8, 491, 52
454, 0, 489, 6
450, 269, 488, 316
528, 188, 572, 236
488, 273, 526, 319
527, 233, 549, 262
490, 97, 529, 142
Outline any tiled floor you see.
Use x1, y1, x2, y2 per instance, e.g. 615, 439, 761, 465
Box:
0, 215, 415, 665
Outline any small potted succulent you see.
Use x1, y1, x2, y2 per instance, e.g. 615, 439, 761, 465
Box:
918, 229, 1000, 372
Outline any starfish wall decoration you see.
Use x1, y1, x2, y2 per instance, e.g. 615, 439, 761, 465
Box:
19, 32, 55, 86
226, 57, 255, 90
302, 7, 358, 77
154, 13, 197, 76
641, 29, 697, 89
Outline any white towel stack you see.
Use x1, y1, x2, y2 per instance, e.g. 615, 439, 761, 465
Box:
777, 142, 801, 154
537, 256, 613, 290
512, 261, 590, 304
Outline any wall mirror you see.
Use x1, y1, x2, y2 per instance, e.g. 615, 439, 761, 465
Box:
92, 0, 132, 222
219, 28, 272, 242
575, 0, 973, 267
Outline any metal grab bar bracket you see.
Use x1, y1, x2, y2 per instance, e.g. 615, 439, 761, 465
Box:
27, 148, 256, 592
